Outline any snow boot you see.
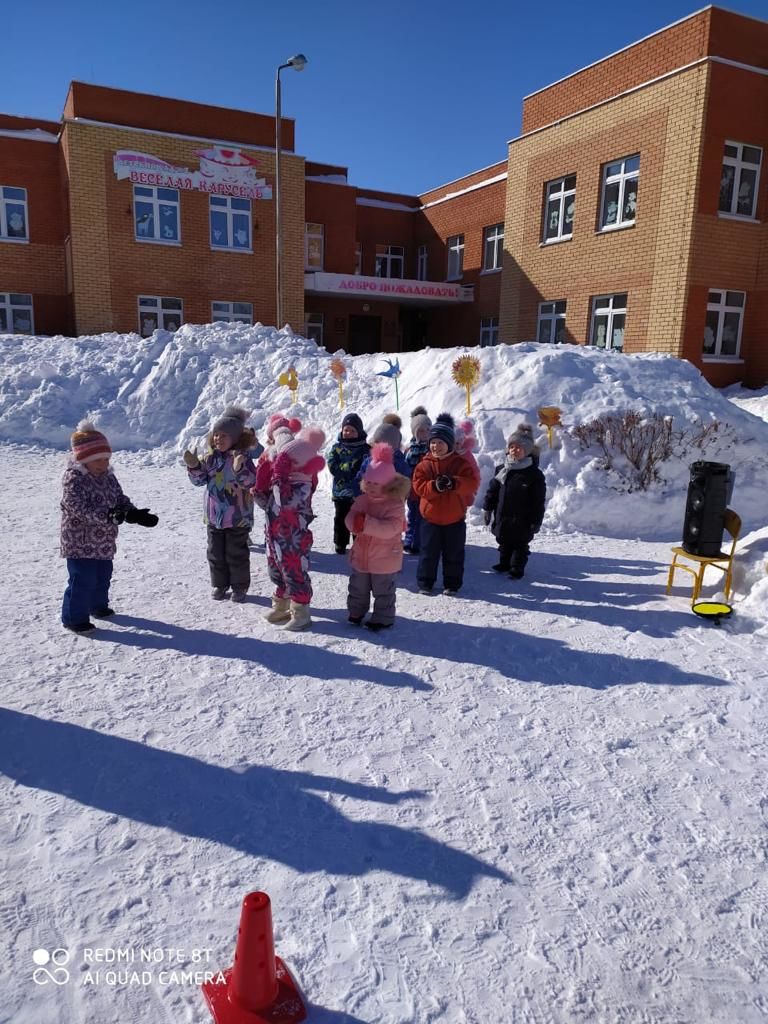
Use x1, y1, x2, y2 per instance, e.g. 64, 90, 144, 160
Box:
284, 601, 312, 632
212, 587, 229, 600
231, 590, 247, 603
265, 596, 291, 624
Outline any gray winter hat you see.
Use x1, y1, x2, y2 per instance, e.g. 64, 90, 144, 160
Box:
372, 414, 402, 450
507, 424, 535, 456
212, 405, 249, 443
410, 405, 432, 438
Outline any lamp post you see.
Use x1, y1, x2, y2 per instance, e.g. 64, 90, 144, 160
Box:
275, 53, 307, 331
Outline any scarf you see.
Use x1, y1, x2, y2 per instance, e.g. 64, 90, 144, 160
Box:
495, 455, 532, 485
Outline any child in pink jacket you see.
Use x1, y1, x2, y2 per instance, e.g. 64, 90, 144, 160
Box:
345, 442, 410, 632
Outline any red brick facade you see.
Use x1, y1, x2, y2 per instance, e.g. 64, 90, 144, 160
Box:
1, 7, 767, 387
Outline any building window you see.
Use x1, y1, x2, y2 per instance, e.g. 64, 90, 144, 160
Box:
590, 293, 627, 351
479, 316, 499, 347
537, 300, 567, 343
354, 242, 362, 275
447, 235, 464, 280
0, 186, 28, 242
719, 142, 762, 219
599, 155, 639, 230
483, 223, 504, 270
138, 296, 183, 336
305, 223, 324, 270
417, 244, 428, 281
133, 185, 180, 244
212, 301, 253, 325
0, 292, 33, 333
703, 290, 745, 358
305, 313, 324, 344
543, 176, 575, 242
375, 244, 404, 279
210, 197, 251, 250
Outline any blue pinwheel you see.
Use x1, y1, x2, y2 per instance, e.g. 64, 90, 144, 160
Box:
376, 358, 402, 409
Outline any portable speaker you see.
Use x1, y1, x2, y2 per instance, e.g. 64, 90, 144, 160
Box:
681, 461, 729, 557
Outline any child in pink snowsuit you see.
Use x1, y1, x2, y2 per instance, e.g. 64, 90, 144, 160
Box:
253, 426, 325, 631
345, 442, 410, 632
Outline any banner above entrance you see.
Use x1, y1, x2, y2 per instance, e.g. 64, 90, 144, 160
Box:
305, 272, 474, 305
113, 147, 273, 200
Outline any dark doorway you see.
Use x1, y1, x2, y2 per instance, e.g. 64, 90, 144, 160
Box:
348, 315, 382, 355
400, 308, 428, 351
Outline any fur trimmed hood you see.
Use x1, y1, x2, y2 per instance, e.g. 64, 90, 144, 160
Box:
361, 472, 411, 501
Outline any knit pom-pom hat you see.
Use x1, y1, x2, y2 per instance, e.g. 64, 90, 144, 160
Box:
372, 412, 402, 451
71, 420, 112, 464
410, 405, 432, 439
507, 423, 535, 457
266, 412, 302, 442
455, 418, 477, 454
429, 412, 456, 451
280, 426, 327, 473
212, 406, 249, 443
363, 441, 396, 485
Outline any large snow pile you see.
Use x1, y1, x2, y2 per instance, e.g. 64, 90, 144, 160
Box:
2, 324, 766, 544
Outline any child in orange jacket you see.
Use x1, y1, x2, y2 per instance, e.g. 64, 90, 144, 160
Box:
411, 413, 479, 595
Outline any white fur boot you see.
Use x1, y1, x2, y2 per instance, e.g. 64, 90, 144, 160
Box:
284, 601, 312, 632
264, 596, 291, 624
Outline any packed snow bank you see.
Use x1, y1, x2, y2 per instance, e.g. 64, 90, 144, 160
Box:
1, 325, 767, 543
724, 382, 768, 424
730, 526, 768, 634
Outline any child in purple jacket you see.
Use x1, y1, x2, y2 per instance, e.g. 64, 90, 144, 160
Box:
60, 420, 158, 633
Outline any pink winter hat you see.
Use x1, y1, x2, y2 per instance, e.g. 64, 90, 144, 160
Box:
280, 426, 327, 472
266, 412, 301, 442
364, 442, 396, 485
71, 420, 112, 464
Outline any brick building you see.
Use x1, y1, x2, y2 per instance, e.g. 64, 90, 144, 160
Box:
499, 5, 768, 387
0, 5, 766, 386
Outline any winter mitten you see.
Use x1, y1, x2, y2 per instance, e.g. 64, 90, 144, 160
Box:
353, 513, 366, 533
232, 452, 245, 473
108, 505, 127, 525
125, 507, 159, 528
183, 448, 200, 468
435, 475, 455, 492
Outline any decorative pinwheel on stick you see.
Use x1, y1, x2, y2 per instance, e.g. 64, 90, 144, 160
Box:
376, 357, 402, 410
330, 358, 347, 408
538, 406, 562, 448
278, 366, 299, 405
451, 355, 481, 414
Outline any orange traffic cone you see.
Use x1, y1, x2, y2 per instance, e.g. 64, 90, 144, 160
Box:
202, 891, 307, 1023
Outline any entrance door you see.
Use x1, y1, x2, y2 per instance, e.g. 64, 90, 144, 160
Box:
348, 315, 382, 355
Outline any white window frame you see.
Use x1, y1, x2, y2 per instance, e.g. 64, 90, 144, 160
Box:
305, 313, 324, 344
138, 296, 183, 336
719, 142, 762, 220
703, 289, 745, 360
354, 241, 362, 275
210, 196, 252, 252
542, 176, 576, 243
211, 301, 253, 325
537, 300, 567, 343
417, 244, 428, 281
479, 316, 499, 347
482, 223, 504, 271
0, 292, 34, 333
132, 185, 181, 245
374, 244, 404, 279
0, 186, 29, 243
447, 234, 464, 280
590, 293, 627, 351
305, 223, 324, 270
599, 155, 639, 231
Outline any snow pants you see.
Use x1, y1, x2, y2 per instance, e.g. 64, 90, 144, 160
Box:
62, 557, 113, 626
417, 519, 466, 592
403, 496, 422, 551
333, 497, 354, 552
207, 525, 251, 592
347, 570, 397, 626
266, 521, 313, 605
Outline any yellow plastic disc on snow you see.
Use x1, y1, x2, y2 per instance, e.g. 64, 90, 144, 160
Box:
692, 600, 733, 620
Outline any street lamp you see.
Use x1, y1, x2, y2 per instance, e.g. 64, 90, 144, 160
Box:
275, 53, 308, 330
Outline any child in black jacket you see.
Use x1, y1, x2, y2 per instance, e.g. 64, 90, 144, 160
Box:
483, 426, 546, 579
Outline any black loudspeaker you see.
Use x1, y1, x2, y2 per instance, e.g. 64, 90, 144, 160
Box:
682, 461, 730, 556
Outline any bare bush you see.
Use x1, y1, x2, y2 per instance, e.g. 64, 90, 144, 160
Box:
570, 413, 731, 491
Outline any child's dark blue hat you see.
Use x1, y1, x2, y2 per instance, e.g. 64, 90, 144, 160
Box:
341, 412, 366, 440
429, 412, 455, 451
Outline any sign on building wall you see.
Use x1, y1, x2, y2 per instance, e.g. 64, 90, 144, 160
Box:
306, 273, 472, 302
113, 146, 273, 200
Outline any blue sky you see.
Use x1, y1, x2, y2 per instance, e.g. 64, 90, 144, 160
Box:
4, 0, 767, 195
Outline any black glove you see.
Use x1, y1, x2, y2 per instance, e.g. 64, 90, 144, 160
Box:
434, 475, 455, 492
108, 506, 127, 525
125, 507, 159, 528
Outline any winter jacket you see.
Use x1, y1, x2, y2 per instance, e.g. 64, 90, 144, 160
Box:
412, 451, 479, 526
356, 447, 411, 489
252, 451, 319, 543
405, 439, 429, 501
483, 461, 546, 542
327, 438, 371, 499
345, 474, 410, 575
187, 447, 257, 529
60, 462, 133, 560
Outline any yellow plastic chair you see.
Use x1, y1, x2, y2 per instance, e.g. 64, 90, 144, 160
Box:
666, 509, 741, 603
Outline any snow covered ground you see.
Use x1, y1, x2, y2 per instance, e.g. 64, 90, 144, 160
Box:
1, 327, 767, 1023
